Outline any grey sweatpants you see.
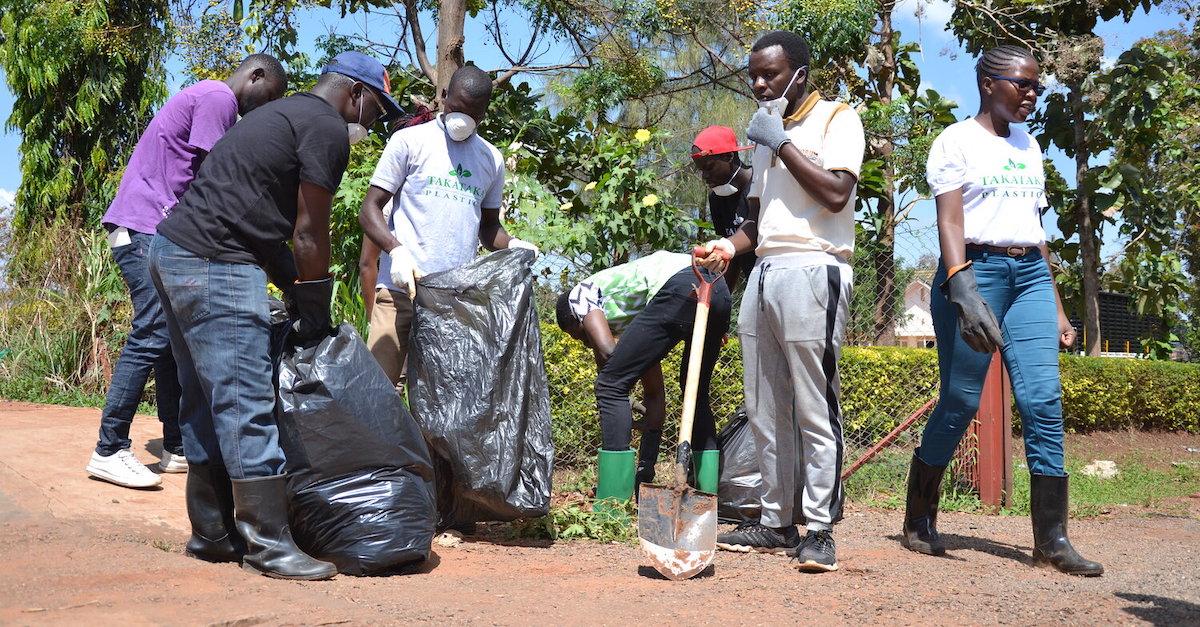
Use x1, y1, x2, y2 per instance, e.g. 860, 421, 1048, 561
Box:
739, 254, 851, 531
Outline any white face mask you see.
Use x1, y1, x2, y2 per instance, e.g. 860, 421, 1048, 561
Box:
711, 166, 741, 197
757, 66, 805, 116
443, 112, 477, 142
347, 92, 368, 145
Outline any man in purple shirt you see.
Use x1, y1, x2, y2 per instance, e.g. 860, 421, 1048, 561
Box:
85, 54, 287, 489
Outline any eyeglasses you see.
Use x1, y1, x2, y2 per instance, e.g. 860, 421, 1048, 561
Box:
362, 87, 385, 118
987, 74, 1046, 96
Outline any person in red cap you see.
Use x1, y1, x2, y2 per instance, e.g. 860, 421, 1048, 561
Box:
691, 125, 755, 292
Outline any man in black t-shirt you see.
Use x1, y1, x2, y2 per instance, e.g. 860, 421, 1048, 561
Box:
149, 51, 403, 581
691, 125, 756, 292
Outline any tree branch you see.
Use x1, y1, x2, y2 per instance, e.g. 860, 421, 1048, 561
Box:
403, 0, 436, 84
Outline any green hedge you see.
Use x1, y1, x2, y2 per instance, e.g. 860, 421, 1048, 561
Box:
1059, 355, 1200, 432
543, 322, 1200, 466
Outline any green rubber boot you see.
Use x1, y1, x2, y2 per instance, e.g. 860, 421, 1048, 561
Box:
691, 449, 720, 494
595, 449, 636, 520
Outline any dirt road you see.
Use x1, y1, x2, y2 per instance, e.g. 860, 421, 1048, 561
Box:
1, 401, 1197, 625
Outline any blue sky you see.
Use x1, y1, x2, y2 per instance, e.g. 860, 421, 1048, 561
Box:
0, 0, 1190, 259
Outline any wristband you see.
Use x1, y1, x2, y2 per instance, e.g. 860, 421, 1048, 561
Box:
945, 260, 973, 280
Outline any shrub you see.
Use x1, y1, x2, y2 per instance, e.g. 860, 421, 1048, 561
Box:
1059, 355, 1200, 433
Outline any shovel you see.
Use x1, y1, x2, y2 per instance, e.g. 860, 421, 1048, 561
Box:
637, 246, 730, 581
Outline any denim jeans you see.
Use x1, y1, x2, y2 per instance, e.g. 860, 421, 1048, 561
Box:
96, 231, 183, 456
148, 234, 285, 479
596, 268, 732, 453
918, 249, 1066, 476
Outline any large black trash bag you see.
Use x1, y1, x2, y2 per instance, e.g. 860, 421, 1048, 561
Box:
408, 248, 554, 526
717, 408, 763, 523
275, 323, 437, 575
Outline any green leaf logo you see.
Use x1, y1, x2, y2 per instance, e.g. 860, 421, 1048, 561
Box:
449, 164, 472, 178
1002, 159, 1027, 171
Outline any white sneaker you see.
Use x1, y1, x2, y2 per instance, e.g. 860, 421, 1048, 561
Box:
159, 450, 188, 473
86, 449, 162, 488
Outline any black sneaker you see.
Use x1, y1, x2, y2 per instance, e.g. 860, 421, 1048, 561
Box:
792, 529, 839, 572
716, 521, 801, 554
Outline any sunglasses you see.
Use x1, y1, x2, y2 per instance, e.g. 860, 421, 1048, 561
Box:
987, 74, 1046, 96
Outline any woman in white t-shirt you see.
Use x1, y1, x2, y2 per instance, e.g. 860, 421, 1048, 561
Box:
899, 45, 1103, 576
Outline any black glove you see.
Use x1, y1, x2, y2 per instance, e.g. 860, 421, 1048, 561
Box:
940, 264, 1003, 354
289, 277, 334, 347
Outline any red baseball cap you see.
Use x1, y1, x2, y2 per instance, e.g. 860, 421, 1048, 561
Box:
691, 125, 753, 158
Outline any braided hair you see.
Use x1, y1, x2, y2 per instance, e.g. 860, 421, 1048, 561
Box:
975, 45, 1038, 81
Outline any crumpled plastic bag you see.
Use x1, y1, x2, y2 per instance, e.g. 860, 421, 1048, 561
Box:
408, 248, 554, 526
275, 323, 437, 575
717, 408, 763, 523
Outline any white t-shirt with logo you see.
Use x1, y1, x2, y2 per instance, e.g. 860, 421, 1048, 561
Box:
370, 116, 505, 286
748, 99, 865, 262
926, 118, 1048, 247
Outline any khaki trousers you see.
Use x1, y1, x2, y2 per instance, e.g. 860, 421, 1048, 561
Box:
366, 287, 414, 386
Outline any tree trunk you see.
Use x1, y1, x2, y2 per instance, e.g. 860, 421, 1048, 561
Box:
871, 5, 898, 345
1069, 84, 1102, 356
434, 0, 467, 106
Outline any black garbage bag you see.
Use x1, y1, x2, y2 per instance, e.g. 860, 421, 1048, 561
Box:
408, 248, 554, 526
717, 408, 762, 523
275, 323, 437, 575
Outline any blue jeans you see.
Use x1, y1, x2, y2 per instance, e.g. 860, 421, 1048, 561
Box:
148, 235, 285, 479
97, 231, 183, 456
918, 249, 1066, 477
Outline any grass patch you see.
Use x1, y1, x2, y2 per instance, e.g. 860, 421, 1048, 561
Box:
846, 448, 1200, 518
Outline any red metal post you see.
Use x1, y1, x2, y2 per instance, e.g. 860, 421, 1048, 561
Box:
975, 353, 1013, 512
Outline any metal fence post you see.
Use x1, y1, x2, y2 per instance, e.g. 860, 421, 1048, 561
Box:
976, 353, 1013, 512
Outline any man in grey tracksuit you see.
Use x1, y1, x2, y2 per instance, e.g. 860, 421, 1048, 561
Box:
702, 29, 864, 573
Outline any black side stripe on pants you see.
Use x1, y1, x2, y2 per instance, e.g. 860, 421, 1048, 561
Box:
823, 264, 845, 524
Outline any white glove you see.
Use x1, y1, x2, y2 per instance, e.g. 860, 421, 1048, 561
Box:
508, 237, 540, 256
388, 245, 422, 300
703, 238, 736, 258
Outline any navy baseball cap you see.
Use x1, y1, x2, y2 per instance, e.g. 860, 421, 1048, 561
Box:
321, 51, 404, 123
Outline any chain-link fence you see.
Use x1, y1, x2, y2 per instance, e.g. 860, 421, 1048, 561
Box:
535, 217, 976, 491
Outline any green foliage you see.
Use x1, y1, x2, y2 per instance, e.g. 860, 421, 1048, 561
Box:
0, 230, 146, 406
1058, 355, 1200, 432
173, 5, 244, 83
0, 0, 169, 274
774, 0, 876, 66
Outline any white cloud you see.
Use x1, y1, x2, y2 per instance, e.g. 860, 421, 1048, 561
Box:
0, 188, 13, 209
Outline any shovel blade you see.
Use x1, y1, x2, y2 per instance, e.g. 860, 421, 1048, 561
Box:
637, 483, 717, 581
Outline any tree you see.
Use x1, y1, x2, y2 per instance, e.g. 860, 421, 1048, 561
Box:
1097, 27, 1200, 357
949, 0, 1162, 356
0, 0, 170, 281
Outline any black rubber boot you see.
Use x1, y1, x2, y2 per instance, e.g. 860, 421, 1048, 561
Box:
231, 475, 337, 580
1030, 473, 1104, 576
636, 429, 662, 485
184, 463, 246, 563
901, 450, 947, 556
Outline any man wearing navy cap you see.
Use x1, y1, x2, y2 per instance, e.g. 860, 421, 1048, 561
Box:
150, 51, 402, 580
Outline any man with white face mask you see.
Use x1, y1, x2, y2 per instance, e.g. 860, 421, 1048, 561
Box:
690, 125, 755, 292
359, 64, 535, 387
701, 30, 864, 573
